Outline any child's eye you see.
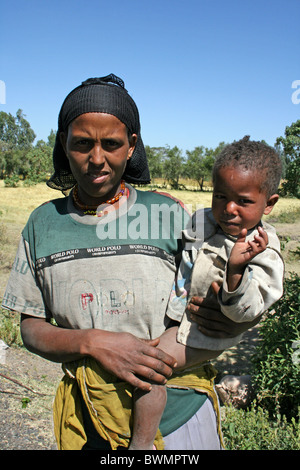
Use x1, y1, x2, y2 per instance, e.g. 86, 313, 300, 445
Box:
239, 198, 254, 205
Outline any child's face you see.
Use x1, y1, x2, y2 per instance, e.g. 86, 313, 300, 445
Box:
212, 166, 278, 236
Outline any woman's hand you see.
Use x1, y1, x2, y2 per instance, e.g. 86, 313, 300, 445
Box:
187, 282, 262, 338
84, 330, 177, 391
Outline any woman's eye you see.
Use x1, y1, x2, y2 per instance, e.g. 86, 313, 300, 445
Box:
102, 139, 122, 150
72, 139, 90, 148
105, 139, 119, 147
72, 139, 94, 152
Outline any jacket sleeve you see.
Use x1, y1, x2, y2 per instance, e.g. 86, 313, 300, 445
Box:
166, 247, 194, 322
218, 247, 284, 323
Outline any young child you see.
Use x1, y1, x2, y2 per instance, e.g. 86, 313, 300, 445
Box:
128, 136, 284, 450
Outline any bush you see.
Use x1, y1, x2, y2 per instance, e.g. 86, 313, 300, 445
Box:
280, 159, 300, 198
0, 309, 23, 347
222, 403, 300, 450
4, 173, 20, 187
251, 273, 300, 420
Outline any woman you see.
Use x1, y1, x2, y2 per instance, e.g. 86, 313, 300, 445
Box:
2, 75, 256, 450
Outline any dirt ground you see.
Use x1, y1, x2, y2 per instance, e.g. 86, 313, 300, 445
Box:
270, 221, 300, 276
0, 347, 61, 450
0, 325, 260, 451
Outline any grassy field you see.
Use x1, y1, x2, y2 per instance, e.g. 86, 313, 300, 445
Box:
1, 179, 300, 299
1, 178, 300, 222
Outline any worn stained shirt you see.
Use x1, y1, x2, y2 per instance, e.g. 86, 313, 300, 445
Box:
2, 184, 189, 340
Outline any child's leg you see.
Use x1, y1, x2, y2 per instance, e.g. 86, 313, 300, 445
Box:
129, 383, 167, 450
158, 326, 223, 370
129, 327, 222, 449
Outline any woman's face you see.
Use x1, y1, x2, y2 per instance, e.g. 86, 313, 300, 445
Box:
61, 112, 137, 205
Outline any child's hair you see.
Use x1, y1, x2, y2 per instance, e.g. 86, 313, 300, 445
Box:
212, 136, 282, 197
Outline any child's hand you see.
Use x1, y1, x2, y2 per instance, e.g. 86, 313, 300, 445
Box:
229, 226, 268, 272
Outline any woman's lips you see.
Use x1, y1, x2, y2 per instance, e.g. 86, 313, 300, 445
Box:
87, 172, 109, 184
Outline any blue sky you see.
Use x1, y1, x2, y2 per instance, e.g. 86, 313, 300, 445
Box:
0, 0, 299, 153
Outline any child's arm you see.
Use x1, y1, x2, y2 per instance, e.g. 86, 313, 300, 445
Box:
227, 226, 268, 292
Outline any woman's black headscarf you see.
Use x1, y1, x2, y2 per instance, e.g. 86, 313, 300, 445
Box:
47, 74, 150, 191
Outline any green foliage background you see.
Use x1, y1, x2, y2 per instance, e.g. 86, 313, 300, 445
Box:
251, 274, 300, 421
1, 110, 300, 198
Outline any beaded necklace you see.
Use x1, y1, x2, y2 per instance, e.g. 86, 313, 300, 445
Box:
72, 180, 126, 216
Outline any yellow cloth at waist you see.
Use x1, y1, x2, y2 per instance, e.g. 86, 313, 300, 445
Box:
53, 358, 221, 450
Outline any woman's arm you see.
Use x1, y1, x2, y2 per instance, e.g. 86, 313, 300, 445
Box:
20, 314, 176, 391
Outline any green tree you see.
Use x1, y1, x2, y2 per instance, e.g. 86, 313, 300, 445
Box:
276, 120, 300, 198
4, 148, 25, 179
212, 141, 226, 158
145, 145, 164, 179
0, 109, 36, 185
0, 112, 18, 145
21, 140, 53, 183
15, 109, 36, 148
163, 146, 185, 189
47, 129, 56, 148
185, 146, 215, 190
0, 140, 10, 178
0, 109, 35, 149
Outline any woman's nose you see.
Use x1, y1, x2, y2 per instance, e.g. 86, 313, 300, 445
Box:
89, 143, 105, 166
